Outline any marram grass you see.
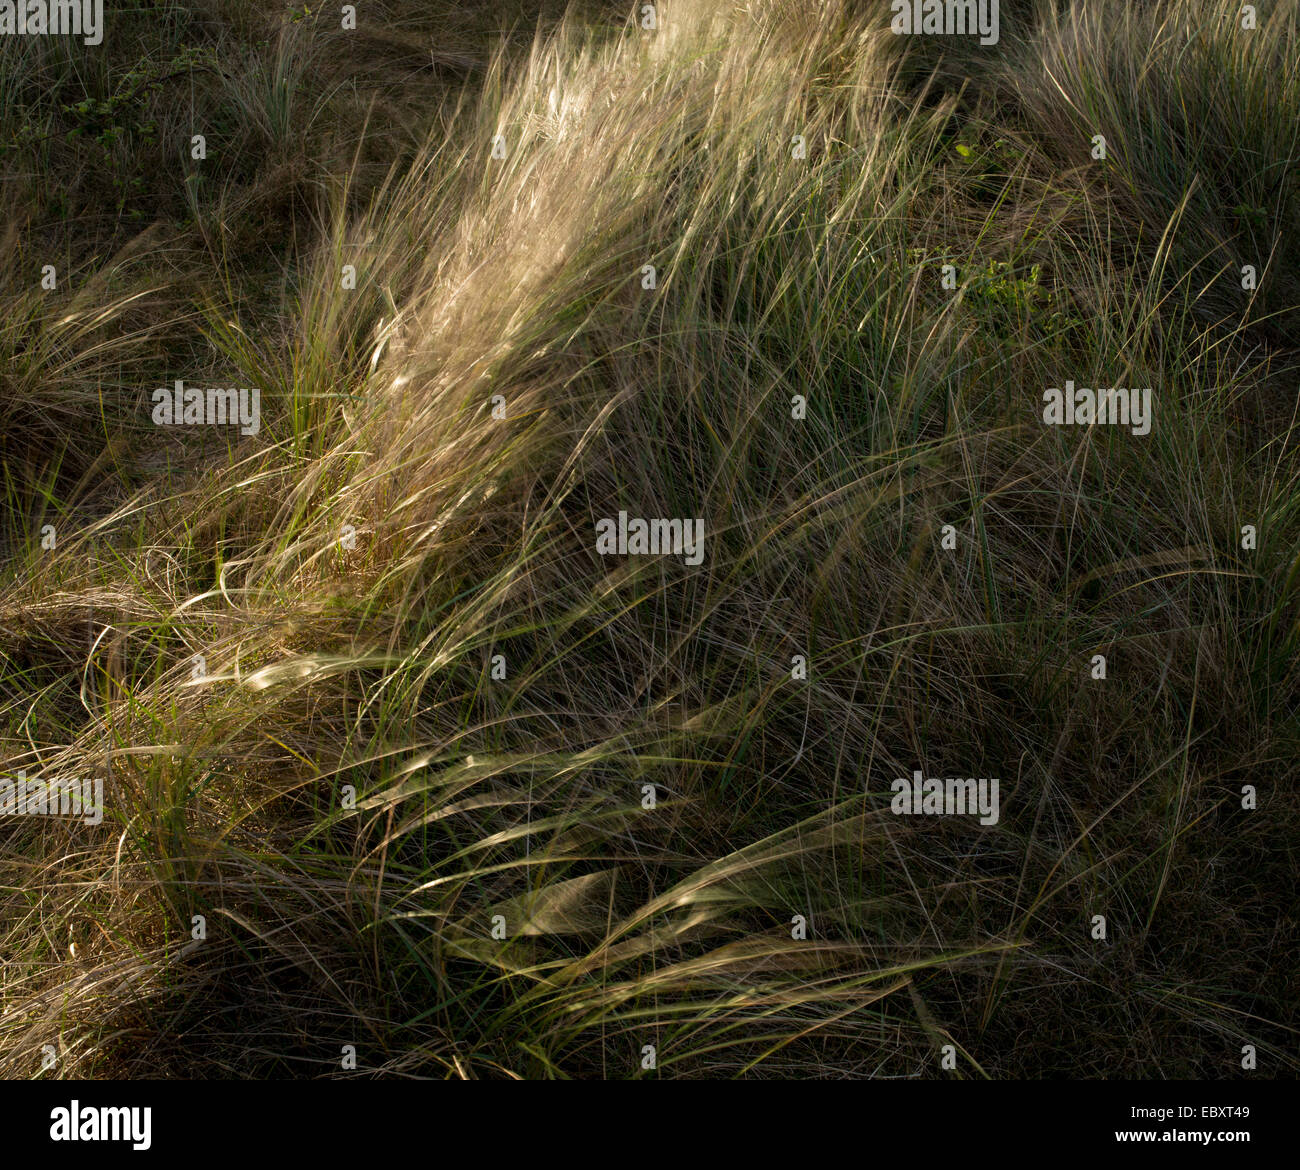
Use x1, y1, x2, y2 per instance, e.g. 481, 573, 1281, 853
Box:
0, 0, 1296, 1079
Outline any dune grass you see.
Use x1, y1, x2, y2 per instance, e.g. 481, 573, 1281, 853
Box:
0, 0, 1297, 1078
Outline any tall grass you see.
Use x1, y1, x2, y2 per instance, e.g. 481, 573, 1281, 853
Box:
0, 0, 1297, 1078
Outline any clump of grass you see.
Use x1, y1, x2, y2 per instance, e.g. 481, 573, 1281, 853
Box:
0, 209, 172, 500
1005, 0, 1300, 345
